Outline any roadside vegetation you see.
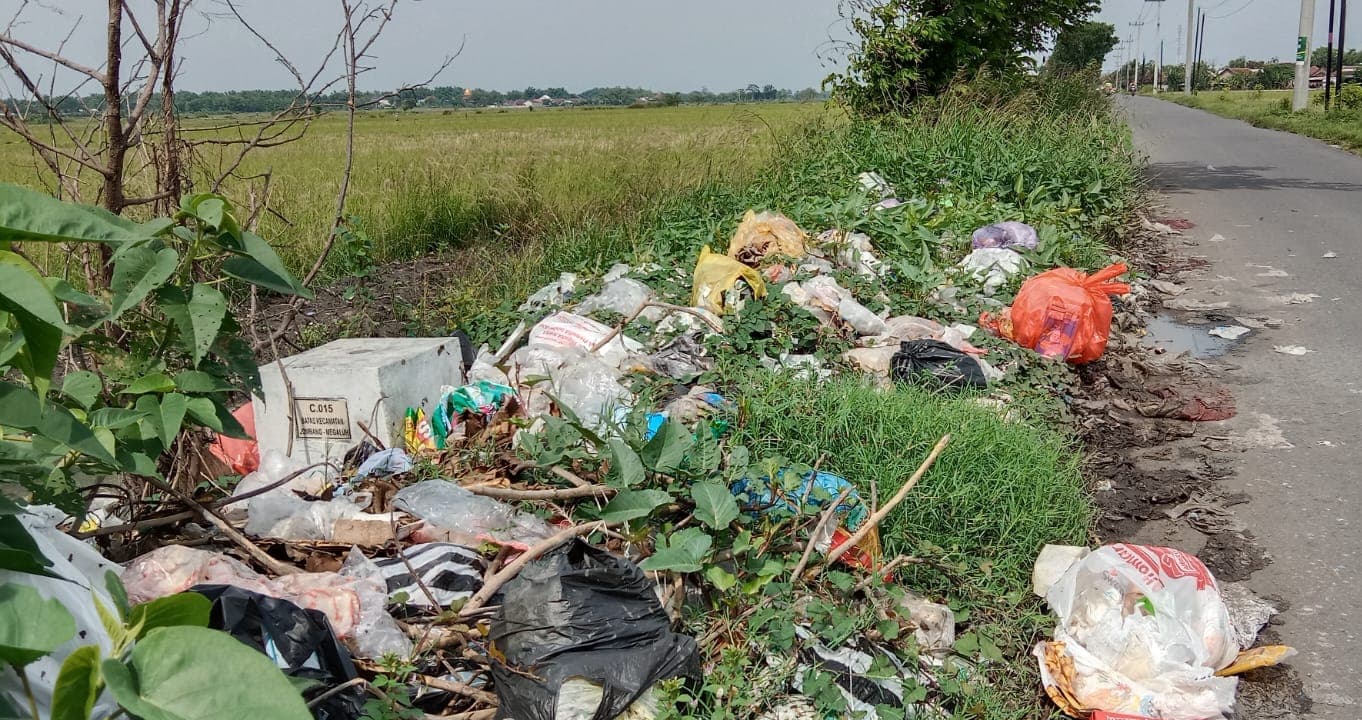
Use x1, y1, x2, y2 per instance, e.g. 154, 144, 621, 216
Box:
1165, 87, 1362, 151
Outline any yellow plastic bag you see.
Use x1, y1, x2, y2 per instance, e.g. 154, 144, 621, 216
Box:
1215, 645, 1296, 676
692, 246, 766, 315
726, 210, 807, 266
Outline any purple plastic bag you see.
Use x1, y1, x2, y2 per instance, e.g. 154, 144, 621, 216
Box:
971, 221, 1039, 250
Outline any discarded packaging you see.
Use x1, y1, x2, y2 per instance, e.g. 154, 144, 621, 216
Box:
121, 545, 411, 659
196, 584, 365, 720
431, 380, 517, 447
393, 480, 553, 546
1033, 544, 1243, 719
245, 494, 385, 541
520, 272, 577, 311
1273, 345, 1311, 355
354, 447, 413, 479
732, 469, 880, 568
981, 263, 1130, 363
958, 248, 1026, 296
890, 339, 987, 392
726, 210, 808, 266
792, 625, 916, 720
641, 332, 713, 380
528, 311, 642, 369
815, 229, 886, 277
1207, 326, 1250, 341
783, 275, 887, 336
971, 221, 1039, 250
693, 246, 767, 315
341, 543, 485, 608
857, 171, 895, 199
577, 277, 663, 322
209, 403, 259, 475
489, 540, 701, 720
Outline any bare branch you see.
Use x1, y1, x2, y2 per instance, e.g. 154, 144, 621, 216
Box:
0, 31, 106, 82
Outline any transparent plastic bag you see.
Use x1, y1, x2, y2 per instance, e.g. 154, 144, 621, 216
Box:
393, 480, 553, 545
577, 278, 660, 321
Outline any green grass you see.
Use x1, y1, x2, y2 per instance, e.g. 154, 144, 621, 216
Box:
1165, 89, 1362, 151
0, 103, 822, 276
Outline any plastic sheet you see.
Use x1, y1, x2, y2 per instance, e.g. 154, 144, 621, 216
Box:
576, 278, 661, 322
528, 311, 642, 369
244, 494, 387, 541
209, 403, 259, 475
340, 543, 484, 608
489, 541, 700, 720
194, 585, 365, 720
393, 480, 553, 546
958, 248, 1027, 296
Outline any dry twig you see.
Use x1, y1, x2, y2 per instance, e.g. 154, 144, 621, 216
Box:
790, 485, 855, 583
460, 522, 610, 616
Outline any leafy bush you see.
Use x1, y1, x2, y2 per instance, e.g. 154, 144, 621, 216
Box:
1338, 83, 1362, 110
0, 183, 309, 510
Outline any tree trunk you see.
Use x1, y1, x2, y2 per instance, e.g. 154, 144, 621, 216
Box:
101, 0, 127, 215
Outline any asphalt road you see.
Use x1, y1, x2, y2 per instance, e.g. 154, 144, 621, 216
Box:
1122, 95, 1362, 716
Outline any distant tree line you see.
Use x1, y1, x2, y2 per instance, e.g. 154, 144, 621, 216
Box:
8, 83, 825, 118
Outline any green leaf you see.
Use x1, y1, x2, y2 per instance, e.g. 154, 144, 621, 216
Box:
47, 278, 102, 308
639, 419, 691, 474
123, 372, 175, 395
690, 481, 739, 530
598, 488, 672, 523
639, 527, 712, 573
0, 251, 67, 327
104, 571, 131, 619
0, 514, 57, 577
607, 438, 645, 487
158, 284, 226, 367
9, 308, 63, 395
126, 593, 211, 639
222, 231, 312, 298
704, 565, 736, 592
0, 382, 116, 463
108, 246, 178, 322
88, 407, 147, 430
51, 645, 102, 720
0, 583, 76, 667
173, 370, 234, 393
0, 182, 156, 244
149, 393, 188, 449
61, 371, 103, 409
102, 626, 312, 720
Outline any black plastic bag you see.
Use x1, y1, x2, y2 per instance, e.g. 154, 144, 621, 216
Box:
192, 585, 364, 720
890, 339, 987, 392
489, 540, 700, 720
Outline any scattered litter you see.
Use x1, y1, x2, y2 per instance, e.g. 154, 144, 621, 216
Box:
1276, 292, 1319, 305
641, 332, 713, 380
355, 447, 413, 479
1141, 217, 1182, 235
528, 310, 643, 368
783, 275, 887, 336
1033, 544, 1261, 719
732, 469, 877, 568
341, 543, 485, 607
394, 480, 554, 546
1219, 582, 1277, 652
196, 585, 366, 720
1146, 279, 1186, 296
1254, 268, 1289, 278
1207, 233, 1226, 242
727, 210, 808, 266
890, 339, 988, 391
520, 272, 577, 311
577, 277, 661, 321
791, 624, 919, 719
1323, 251, 1338, 258
1273, 345, 1312, 355
980, 263, 1130, 363
1208, 325, 1250, 340
122, 545, 411, 658
1316, 440, 1337, 447
814, 229, 886, 277
209, 403, 259, 475
957, 248, 1027, 295
1162, 297, 1230, 312
244, 493, 387, 542
971, 221, 1039, 250
1234, 316, 1283, 329
857, 171, 895, 198
693, 246, 766, 315
489, 541, 700, 720
1136, 384, 1236, 422
760, 353, 832, 381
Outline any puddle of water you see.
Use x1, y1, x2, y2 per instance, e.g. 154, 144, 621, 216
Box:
1143, 312, 1237, 357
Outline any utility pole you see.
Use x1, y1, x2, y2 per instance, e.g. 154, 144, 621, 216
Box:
1185, 0, 1196, 94
1326, 0, 1337, 108
1130, 21, 1147, 90
1154, 0, 1165, 92
1336, 0, 1348, 99
1292, 0, 1315, 111
1194, 11, 1207, 94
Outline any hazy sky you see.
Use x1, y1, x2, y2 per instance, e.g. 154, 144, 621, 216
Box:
1095, 0, 1359, 72
1, 0, 848, 94
4, 1, 1355, 95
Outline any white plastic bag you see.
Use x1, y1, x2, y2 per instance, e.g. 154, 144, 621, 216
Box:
528, 311, 642, 368
1033, 544, 1239, 720
958, 248, 1026, 296
393, 480, 553, 545
244, 494, 388, 541
576, 278, 662, 322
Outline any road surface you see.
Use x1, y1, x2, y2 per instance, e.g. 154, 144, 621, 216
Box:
1123, 95, 1362, 716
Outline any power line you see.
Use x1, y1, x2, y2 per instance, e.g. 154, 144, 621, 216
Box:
1208, 0, 1262, 19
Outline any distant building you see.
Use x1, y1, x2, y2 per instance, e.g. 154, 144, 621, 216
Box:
1214, 66, 1259, 83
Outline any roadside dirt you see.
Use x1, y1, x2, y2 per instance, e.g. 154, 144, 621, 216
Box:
1074, 218, 1309, 717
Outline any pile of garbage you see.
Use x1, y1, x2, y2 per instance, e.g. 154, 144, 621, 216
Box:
7, 171, 1290, 720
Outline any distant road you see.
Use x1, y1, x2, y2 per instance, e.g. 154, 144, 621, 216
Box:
1123, 95, 1362, 718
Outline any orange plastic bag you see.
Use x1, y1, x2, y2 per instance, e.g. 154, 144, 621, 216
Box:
981, 263, 1129, 364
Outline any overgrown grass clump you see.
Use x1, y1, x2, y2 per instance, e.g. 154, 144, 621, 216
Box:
1166, 88, 1362, 151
